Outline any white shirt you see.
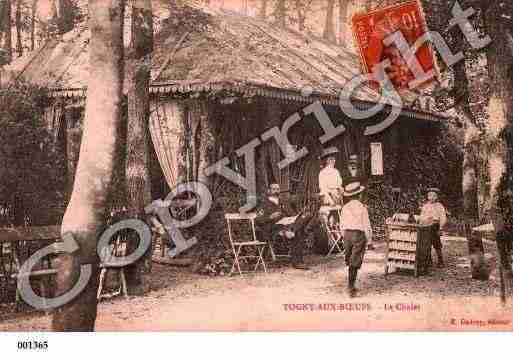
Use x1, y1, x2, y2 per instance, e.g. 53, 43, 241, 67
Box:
319, 167, 342, 200
341, 199, 372, 241
420, 202, 447, 228
268, 196, 279, 206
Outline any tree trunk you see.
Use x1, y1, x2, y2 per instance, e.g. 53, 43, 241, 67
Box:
259, 0, 267, 19
57, 0, 75, 34
323, 0, 336, 43
298, 13, 305, 33
338, 0, 349, 45
483, 3, 513, 291
462, 119, 489, 280
30, 0, 37, 51
187, 100, 215, 186
462, 125, 480, 220
256, 101, 282, 194
15, 0, 22, 57
48, 0, 57, 35
275, 0, 286, 27
0, 0, 12, 65
66, 109, 83, 200
448, 11, 490, 279
52, 0, 125, 331
125, 0, 153, 295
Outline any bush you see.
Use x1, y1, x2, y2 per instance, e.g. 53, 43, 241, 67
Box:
0, 81, 65, 226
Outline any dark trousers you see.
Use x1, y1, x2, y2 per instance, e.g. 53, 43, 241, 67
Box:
261, 212, 316, 264
431, 223, 442, 250
290, 232, 306, 264
344, 230, 367, 269
267, 224, 306, 264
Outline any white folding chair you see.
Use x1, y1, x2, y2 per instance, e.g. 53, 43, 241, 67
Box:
225, 213, 267, 276
320, 205, 344, 257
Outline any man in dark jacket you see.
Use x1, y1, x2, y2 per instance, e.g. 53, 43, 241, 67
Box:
256, 183, 309, 270
341, 154, 367, 187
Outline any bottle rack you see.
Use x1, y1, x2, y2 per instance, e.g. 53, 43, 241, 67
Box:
384, 221, 433, 277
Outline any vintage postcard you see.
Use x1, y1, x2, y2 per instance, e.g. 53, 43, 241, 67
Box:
1, 0, 513, 335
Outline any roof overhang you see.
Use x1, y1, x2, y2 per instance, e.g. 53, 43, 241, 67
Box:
47, 80, 447, 123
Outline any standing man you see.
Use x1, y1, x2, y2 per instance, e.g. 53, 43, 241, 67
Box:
341, 154, 366, 186
340, 182, 372, 297
419, 188, 447, 267
318, 147, 343, 206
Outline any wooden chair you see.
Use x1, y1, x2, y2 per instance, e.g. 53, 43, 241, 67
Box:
225, 213, 267, 276
97, 231, 129, 300
148, 199, 198, 262
320, 205, 345, 257
0, 226, 59, 311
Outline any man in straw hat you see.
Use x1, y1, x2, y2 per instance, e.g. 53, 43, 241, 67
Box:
318, 147, 343, 206
419, 187, 447, 267
340, 182, 372, 297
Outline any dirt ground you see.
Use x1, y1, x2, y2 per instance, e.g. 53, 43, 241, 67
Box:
1, 237, 513, 331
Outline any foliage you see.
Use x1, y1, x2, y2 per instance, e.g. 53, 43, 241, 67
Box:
47, 0, 85, 36
364, 121, 464, 240
0, 81, 65, 225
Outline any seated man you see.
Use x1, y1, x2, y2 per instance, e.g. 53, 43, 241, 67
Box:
256, 183, 309, 270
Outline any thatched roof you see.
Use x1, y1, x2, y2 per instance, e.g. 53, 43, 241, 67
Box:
3, 2, 444, 121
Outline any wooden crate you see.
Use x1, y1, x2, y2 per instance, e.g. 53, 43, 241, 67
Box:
384, 221, 432, 277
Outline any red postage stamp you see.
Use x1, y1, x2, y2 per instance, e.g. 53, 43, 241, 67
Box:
351, 0, 437, 90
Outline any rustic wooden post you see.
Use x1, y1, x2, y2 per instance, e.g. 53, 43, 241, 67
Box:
65, 107, 83, 200
186, 100, 216, 187
255, 100, 275, 195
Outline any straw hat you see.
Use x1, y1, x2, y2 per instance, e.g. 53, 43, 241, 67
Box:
319, 147, 339, 159
343, 182, 366, 197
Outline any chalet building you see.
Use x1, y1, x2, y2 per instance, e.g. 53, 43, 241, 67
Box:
3, 3, 458, 238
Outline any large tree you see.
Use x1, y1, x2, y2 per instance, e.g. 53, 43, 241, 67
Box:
14, 0, 22, 57
57, 0, 78, 34
338, 0, 350, 45
125, 0, 154, 295
482, 1, 513, 285
323, 0, 336, 42
30, 0, 37, 50
274, 0, 286, 27
52, 0, 125, 331
408, 0, 490, 279
0, 0, 12, 65
259, 0, 267, 19
291, 0, 313, 33
425, 0, 513, 280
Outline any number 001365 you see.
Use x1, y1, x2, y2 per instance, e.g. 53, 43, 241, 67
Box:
17, 341, 48, 350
